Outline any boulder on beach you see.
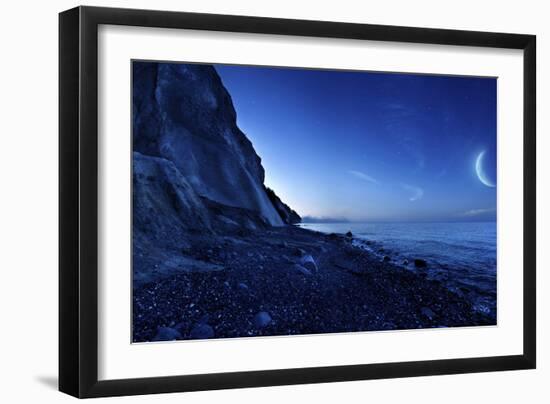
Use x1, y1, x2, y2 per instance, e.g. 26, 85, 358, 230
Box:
152, 326, 182, 341
414, 259, 428, 268
254, 311, 272, 328
189, 323, 215, 339
383, 255, 391, 262
300, 254, 318, 273
421, 307, 436, 320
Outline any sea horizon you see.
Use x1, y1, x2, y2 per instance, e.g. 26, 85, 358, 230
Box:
299, 219, 497, 225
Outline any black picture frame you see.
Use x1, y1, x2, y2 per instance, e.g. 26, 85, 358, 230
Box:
59, 5, 536, 398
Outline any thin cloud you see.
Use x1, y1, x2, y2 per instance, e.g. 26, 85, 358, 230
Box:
463, 208, 495, 217
348, 170, 378, 184
401, 184, 424, 202
384, 102, 415, 118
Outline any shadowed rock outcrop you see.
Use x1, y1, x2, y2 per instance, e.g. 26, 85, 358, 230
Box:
264, 187, 301, 224
132, 62, 300, 281
133, 62, 295, 230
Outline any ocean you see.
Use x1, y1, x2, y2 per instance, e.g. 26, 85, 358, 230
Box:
299, 221, 497, 320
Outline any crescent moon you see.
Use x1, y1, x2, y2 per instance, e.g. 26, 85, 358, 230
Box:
475, 151, 496, 188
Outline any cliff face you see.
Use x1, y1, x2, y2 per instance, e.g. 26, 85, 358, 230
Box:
264, 187, 301, 225
133, 61, 306, 254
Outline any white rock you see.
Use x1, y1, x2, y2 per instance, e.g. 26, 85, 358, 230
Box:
300, 254, 318, 273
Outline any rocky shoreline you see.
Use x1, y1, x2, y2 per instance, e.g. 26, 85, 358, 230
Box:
133, 226, 495, 342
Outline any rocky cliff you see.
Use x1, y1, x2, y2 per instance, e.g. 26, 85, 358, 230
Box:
132, 62, 300, 280
133, 62, 288, 225
264, 187, 301, 224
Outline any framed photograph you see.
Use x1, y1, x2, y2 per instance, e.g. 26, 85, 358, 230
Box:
59, 6, 536, 398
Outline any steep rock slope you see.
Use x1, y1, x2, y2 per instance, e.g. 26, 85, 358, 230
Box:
132, 62, 284, 228
264, 187, 301, 224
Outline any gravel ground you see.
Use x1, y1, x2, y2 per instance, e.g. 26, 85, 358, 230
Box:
133, 226, 494, 342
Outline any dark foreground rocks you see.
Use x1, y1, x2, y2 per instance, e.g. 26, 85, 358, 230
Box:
414, 259, 428, 268
133, 226, 494, 342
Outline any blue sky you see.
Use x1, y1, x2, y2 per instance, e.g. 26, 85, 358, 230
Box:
215, 64, 497, 222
